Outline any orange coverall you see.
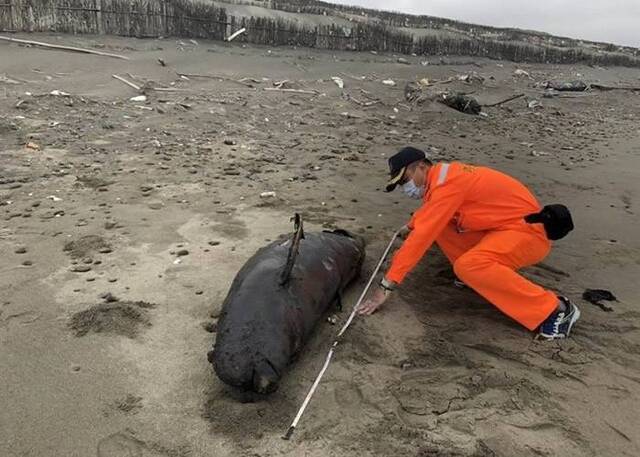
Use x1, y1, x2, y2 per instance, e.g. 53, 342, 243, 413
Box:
385, 162, 558, 330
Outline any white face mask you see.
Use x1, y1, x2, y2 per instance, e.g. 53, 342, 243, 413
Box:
400, 180, 425, 199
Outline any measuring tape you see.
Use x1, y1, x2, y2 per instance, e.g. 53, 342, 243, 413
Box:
283, 229, 401, 440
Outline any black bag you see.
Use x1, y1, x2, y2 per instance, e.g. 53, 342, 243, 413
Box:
525, 204, 574, 240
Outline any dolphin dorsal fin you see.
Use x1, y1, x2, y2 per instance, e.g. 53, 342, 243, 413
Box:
279, 213, 304, 286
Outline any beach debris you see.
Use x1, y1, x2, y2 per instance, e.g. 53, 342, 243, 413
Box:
25, 142, 40, 150
583, 289, 617, 312
530, 150, 550, 157
157, 58, 166, 67
227, 28, 247, 42
129, 95, 147, 102
113, 74, 141, 91
99, 292, 119, 303
513, 69, 531, 78
0, 74, 21, 85
264, 87, 319, 95
484, 93, 526, 107
260, 191, 277, 198
50, 90, 70, 96
397, 57, 410, 65
46, 195, 63, 202
331, 76, 344, 89
543, 80, 588, 92
406, 80, 522, 113
528, 100, 543, 109
438, 91, 482, 115
0, 35, 129, 59
590, 83, 640, 91
382, 79, 396, 87
457, 72, 485, 84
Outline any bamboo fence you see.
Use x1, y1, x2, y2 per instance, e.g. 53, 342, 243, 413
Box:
0, 0, 638, 67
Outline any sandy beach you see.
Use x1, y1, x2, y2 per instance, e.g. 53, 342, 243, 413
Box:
1, 33, 639, 456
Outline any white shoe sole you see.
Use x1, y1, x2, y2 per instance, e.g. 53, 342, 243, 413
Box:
538, 304, 581, 340
564, 304, 581, 337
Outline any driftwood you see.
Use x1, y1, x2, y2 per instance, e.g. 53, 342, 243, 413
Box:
113, 74, 190, 93
176, 72, 254, 87
484, 93, 525, 107
344, 92, 380, 107
543, 80, 588, 92
153, 87, 190, 92
590, 84, 640, 91
0, 36, 129, 60
112, 74, 141, 91
264, 88, 319, 95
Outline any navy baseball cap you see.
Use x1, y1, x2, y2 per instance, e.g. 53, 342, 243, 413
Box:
385, 147, 427, 192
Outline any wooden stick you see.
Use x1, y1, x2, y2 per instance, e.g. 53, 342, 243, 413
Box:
590, 83, 640, 91
0, 35, 129, 60
264, 88, 319, 95
345, 93, 379, 107
152, 87, 191, 92
176, 72, 253, 87
483, 93, 525, 107
227, 28, 246, 42
112, 74, 140, 91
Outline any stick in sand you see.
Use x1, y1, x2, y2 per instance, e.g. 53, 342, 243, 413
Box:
264, 87, 319, 95
590, 83, 640, 91
112, 74, 141, 91
483, 93, 525, 107
0, 35, 129, 60
176, 72, 254, 87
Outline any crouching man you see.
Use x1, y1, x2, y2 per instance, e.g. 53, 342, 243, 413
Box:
359, 147, 580, 340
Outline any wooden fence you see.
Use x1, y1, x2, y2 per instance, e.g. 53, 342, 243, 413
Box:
1, 0, 639, 67
0, 0, 228, 39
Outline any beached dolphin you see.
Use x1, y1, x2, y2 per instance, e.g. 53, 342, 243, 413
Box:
209, 214, 366, 394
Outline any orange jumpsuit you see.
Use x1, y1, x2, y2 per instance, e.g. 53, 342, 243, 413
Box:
385, 162, 558, 330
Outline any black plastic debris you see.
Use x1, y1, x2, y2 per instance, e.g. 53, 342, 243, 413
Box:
583, 289, 617, 312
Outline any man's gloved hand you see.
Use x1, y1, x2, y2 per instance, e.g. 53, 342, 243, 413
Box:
399, 224, 412, 240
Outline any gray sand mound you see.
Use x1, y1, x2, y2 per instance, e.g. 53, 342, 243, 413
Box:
69, 301, 156, 338
63, 235, 111, 258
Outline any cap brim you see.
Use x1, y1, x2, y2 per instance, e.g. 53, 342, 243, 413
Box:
384, 167, 405, 193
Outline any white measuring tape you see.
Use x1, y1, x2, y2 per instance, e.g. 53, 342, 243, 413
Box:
283, 229, 401, 440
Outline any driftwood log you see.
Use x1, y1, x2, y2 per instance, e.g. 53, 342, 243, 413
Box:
0, 36, 129, 60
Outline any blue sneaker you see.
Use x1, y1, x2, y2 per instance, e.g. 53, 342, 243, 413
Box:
538, 296, 581, 339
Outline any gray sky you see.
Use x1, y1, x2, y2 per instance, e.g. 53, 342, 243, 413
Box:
332, 0, 640, 48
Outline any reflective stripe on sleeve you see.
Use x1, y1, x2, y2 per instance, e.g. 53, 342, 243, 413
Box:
437, 163, 450, 185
